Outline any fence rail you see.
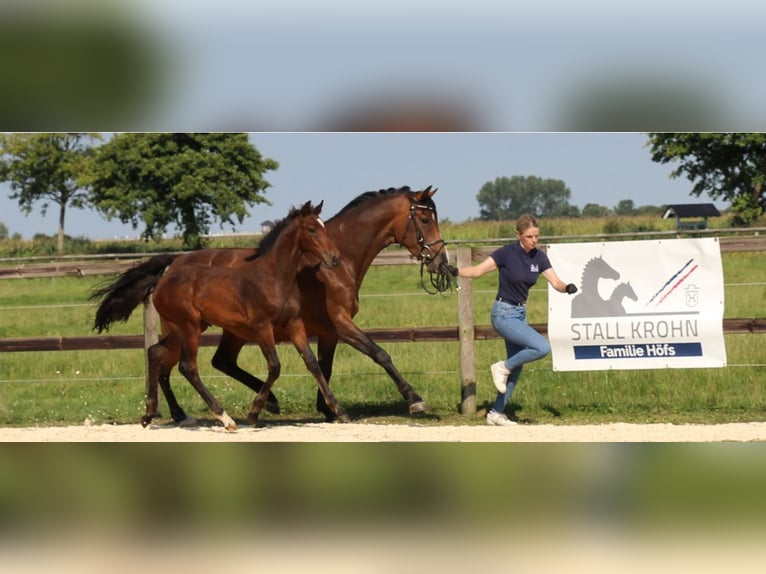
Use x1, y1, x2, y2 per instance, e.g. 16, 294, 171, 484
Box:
1, 319, 763, 354
1, 233, 765, 280
0, 250, 421, 280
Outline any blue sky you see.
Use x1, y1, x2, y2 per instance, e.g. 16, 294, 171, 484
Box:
6, 0, 756, 131
0, 132, 723, 240
3, 2, 760, 238
138, 0, 764, 131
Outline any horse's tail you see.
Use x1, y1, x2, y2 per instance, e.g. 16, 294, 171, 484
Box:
90, 253, 179, 333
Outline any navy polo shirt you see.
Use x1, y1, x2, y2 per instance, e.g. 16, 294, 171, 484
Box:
490, 242, 551, 303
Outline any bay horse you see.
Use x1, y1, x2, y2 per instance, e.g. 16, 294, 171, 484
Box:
92, 186, 449, 425
94, 201, 344, 430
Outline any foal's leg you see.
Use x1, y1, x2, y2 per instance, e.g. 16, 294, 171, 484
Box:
141, 334, 186, 427
157, 361, 198, 427
177, 329, 237, 431
290, 321, 350, 423
247, 339, 281, 426
144, 332, 195, 427
143, 334, 186, 426
211, 330, 281, 414
143, 337, 165, 427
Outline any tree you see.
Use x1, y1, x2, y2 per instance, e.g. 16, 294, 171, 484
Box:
647, 133, 766, 225
89, 133, 279, 249
614, 199, 636, 216
476, 175, 574, 220
0, 133, 100, 255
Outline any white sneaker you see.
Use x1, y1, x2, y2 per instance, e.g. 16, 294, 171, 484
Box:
490, 361, 511, 393
486, 410, 516, 426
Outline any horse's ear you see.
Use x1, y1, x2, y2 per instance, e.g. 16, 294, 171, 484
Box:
313, 200, 324, 216
299, 201, 313, 215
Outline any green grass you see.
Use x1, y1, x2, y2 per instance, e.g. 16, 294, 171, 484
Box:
0, 235, 764, 428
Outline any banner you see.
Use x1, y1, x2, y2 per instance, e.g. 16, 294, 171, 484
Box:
547, 238, 726, 371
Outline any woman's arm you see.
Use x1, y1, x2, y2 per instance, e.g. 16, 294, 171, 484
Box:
455, 256, 497, 278
541, 267, 577, 294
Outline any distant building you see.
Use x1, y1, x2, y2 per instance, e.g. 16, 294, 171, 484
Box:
662, 203, 721, 231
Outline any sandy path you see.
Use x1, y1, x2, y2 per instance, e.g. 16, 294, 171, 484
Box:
1, 420, 765, 441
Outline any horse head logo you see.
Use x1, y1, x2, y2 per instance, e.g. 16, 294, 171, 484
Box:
570, 256, 623, 318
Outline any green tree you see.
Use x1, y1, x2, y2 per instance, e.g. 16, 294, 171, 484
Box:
647, 133, 766, 225
0, 133, 100, 255
89, 133, 278, 249
614, 199, 636, 216
476, 175, 574, 220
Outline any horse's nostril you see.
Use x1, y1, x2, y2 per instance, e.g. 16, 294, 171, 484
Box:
332, 256, 340, 267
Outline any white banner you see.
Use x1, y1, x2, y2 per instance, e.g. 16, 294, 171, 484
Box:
547, 238, 726, 371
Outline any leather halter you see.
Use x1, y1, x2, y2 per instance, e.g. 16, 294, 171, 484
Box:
401, 198, 446, 264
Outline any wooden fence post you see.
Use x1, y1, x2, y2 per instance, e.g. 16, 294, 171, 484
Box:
143, 297, 159, 394
457, 246, 476, 415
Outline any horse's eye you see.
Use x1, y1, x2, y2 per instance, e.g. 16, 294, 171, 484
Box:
308, 227, 317, 235
420, 217, 430, 225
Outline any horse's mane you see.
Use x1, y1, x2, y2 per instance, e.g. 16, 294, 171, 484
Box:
328, 186, 434, 222
250, 204, 303, 259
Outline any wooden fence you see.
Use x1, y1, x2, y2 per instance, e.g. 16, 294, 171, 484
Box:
1, 232, 765, 279
2, 238, 765, 414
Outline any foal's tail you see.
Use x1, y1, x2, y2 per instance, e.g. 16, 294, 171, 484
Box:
90, 254, 179, 333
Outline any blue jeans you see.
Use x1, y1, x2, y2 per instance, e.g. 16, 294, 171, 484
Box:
489, 300, 551, 413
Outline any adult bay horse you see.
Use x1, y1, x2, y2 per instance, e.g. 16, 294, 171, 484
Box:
94, 201, 344, 430
93, 186, 449, 424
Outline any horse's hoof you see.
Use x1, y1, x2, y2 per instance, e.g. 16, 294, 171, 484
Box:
409, 401, 431, 414
265, 400, 281, 415
140, 415, 154, 428
335, 413, 351, 424
218, 412, 238, 431
178, 416, 199, 428
319, 405, 337, 422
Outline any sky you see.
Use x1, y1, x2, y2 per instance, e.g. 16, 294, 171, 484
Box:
4, 1, 765, 131
2, 2, 761, 238
0, 132, 724, 240
140, 0, 764, 131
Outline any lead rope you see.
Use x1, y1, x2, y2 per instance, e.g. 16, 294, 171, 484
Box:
419, 259, 454, 295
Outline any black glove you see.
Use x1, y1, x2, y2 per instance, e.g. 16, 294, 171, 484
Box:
565, 283, 578, 294
441, 264, 459, 277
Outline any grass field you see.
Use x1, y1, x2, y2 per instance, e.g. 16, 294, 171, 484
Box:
0, 221, 764, 428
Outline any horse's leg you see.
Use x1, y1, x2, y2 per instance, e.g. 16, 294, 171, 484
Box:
142, 337, 165, 427
177, 330, 237, 431
290, 322, 350, 423
314, 335, 339, 420
157, 364, 199, 427
211, 330, 281, 414
334, 315, 430, 415
143, 332, 196, 427
247, 340, 280, 426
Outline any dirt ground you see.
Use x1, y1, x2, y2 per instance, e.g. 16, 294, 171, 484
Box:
1, 420, 765, 441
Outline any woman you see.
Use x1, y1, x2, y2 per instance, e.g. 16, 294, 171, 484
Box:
444, 214, 577, 426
